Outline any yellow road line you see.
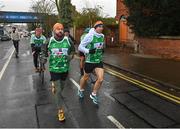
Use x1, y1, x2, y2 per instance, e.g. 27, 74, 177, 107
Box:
105, 67, 180, 104
74, 54, 180, 103
105, 67, 180, 101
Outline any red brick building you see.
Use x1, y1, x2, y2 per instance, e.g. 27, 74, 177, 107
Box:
115, 0, 180, 60
115, 0, 134, 43
115, 0, 128, 20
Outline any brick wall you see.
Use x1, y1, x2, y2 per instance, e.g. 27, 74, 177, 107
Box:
116, 0, 128, 20
137, 37, 180, 60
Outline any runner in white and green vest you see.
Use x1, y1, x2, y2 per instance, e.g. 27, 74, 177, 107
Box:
78, 21, 105, 105
30, 28, 46, 72
48, 23, 75, 122
85, 35, 104, 63
79, 28, 91, 76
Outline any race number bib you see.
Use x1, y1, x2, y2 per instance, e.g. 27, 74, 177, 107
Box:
52, 48, 68, 56
61, 48, 68, 55
94, 42, 103, 49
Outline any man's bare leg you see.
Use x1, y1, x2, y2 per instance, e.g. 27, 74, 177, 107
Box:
78, 72, 89, 98
92, 68, 104, 94
90, 68, 104, 104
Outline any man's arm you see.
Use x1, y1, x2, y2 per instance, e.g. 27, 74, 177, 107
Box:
17, 32, 20, 40
42, 35, 47, 44
78, 34, 93, 54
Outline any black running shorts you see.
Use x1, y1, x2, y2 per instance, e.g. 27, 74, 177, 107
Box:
79, 51, 85, 57
84, 62, 103, 73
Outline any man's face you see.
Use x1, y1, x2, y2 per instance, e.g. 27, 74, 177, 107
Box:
96, 25, 104, 33
35, 31, 41, 37
55, 28, 64, 37
64, 32, 69, 37
12, 28, 16, 31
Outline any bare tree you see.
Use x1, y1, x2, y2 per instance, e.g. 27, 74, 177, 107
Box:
29, 0, 58, 37
30, 0, 56, 14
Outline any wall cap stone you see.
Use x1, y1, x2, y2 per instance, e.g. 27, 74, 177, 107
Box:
137, 36, 180, 40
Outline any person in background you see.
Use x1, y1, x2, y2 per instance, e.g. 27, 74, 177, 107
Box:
11, 27, 20, 58
79, 28, 90, 76
64, 28, 76, 45
30, 28, 46, 72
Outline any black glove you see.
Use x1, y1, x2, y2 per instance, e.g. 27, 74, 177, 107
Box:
31, 44, 35, 52
102, 49, 104, 53
89, 48, 96, 54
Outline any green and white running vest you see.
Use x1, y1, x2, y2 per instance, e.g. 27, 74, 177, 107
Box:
30, 34, 46, 47
85, 35, 104, 63
48, 37, 71, 73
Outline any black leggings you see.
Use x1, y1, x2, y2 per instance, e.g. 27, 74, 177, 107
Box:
33, 49, 41, 68
13, 40, 19, 54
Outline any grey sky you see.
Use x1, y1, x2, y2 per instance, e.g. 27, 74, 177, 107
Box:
71, 0, 116, 17
0, 0, 116, 17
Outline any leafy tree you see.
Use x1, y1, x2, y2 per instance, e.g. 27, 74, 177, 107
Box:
73, 4, 118, 36
55, 0, 73, 28
73, 5, 103, 28
124, 0, 180, 37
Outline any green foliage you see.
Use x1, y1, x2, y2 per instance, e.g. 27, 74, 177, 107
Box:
73, 6, 102, 28
74, 6, 118, 29
124, 0, 180, 37
55, 0, 73, 28
102, 18, 118, 26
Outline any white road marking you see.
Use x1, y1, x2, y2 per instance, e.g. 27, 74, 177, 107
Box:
22, 53, 27, 57
104, 92, 116, 102
2, 46, 14, 60
69, 78, 80, 89
27, 51, 30, 55
107, 115, 125, 129
28, 75, 34, 92
0, 47, 15, 80
70, 78, 125, 129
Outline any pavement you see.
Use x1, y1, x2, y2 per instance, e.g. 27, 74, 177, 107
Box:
0, 39, 179, 128
103, 47, 180, 89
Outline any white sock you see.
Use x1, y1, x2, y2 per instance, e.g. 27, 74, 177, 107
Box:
80, 89, 84, 92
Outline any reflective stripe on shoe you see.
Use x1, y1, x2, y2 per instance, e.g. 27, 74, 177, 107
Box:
90, 94, 98, 104
78, 90, 84, 98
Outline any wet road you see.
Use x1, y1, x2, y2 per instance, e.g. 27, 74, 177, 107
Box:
0, 39, 180, 128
